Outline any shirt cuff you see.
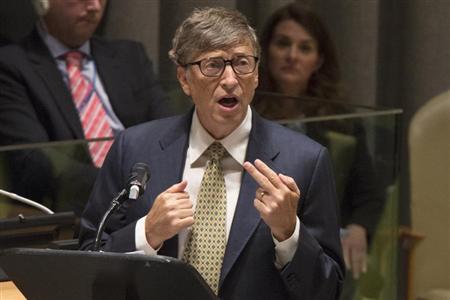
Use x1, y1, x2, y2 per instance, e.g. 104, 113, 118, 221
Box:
135, 216, 158, 255
273, 217, 300, 269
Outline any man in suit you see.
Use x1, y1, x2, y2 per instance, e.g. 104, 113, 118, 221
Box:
0, 0, 169, 146
79, 7, 344, 299
0, 0, 170, 214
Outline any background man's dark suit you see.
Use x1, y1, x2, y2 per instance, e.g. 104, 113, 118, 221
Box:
0, 29, 171, 215
79, 110, 345, 299
0, 29, 170, 144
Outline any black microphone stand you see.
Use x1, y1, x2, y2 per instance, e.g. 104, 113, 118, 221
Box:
93, 189, 128, 252
92, 162, 149, 252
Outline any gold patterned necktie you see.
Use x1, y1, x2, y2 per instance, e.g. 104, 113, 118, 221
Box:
183, 142, 227, 294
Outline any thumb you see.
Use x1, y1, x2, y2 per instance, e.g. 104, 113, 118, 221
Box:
166, 180, 188, 193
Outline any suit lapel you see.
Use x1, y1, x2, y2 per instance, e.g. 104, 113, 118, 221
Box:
152, 114, 191, 194
220, 112, 280, 286
26, 30, 84, 138
151, 112, 192, 257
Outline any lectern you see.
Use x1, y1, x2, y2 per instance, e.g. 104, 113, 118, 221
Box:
0, 248, 217, 300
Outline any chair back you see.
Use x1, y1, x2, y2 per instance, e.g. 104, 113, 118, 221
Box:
409, 90, 450, 298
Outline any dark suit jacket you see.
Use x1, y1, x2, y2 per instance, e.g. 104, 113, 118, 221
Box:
79, 110, 345, 299
0, 29, 170, 145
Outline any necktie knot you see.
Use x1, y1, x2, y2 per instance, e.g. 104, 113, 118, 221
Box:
205, 142, 226, 162
65, 51, 84, 69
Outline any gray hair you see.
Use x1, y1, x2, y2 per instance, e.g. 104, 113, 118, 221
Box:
169, 7, 260, 66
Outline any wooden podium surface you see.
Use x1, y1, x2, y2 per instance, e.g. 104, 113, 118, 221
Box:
0, 281, 25, 300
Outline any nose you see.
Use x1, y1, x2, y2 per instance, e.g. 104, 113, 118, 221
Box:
287, 45, 299, 60
86, 0, 102, 11
220, 64, 238, 91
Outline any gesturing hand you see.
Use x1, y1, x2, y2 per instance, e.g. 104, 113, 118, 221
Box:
243, 159, 301, 241
145, 180, 194, 249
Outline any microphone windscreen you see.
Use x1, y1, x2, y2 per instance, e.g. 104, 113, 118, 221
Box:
127, 163, 150, 199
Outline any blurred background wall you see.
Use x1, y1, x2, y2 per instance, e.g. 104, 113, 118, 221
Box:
3, 0, 448, 132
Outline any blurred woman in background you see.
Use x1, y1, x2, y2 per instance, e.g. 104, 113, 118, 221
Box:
254, 3, 385, 296
254, 1, 341, 119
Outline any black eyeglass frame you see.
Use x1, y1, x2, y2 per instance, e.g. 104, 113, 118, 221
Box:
183, 55, 259, 77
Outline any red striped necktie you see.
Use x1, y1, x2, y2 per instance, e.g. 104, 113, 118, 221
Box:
65, 51, 113, 168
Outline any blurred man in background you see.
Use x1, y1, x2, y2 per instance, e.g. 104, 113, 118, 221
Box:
0, 0, 170, 162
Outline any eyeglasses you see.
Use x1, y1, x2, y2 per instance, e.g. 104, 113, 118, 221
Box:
184, 55, 259, 77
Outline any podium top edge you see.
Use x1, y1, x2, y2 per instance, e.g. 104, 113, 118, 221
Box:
0, 247, 179, 264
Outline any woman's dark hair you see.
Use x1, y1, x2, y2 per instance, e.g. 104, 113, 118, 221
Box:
258, 2, 341, 100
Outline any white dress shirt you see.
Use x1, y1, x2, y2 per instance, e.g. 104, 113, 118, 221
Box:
135, 108, 299, 268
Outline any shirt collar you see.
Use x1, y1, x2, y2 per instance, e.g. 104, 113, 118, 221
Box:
36, 19, 91, 60
189, 107, 252, 166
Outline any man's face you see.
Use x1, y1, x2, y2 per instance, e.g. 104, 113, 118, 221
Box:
44, 0, 106, 48
177, 43, 259, 139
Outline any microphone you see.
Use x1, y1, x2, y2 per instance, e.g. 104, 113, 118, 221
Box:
127, 163, 150, 200
0, 188, 54, 214
93, 162, 150, 251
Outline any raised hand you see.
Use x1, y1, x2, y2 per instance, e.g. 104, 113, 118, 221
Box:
243, 159, 300, 241
144, 180, 194, 249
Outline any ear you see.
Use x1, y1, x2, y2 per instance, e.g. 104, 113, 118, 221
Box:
177, 66, 191, 96
253, 67, 259, 89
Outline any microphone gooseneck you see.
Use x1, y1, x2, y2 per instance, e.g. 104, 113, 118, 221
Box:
93, 163, 150, 252
93, 189, 127, 251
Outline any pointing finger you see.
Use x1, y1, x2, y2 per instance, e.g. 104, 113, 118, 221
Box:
243, 161, 274, 192
254, 159, 283, 189
279, 173, 300, 196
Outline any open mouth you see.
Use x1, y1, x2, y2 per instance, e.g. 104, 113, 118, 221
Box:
218, 97, 238, 108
